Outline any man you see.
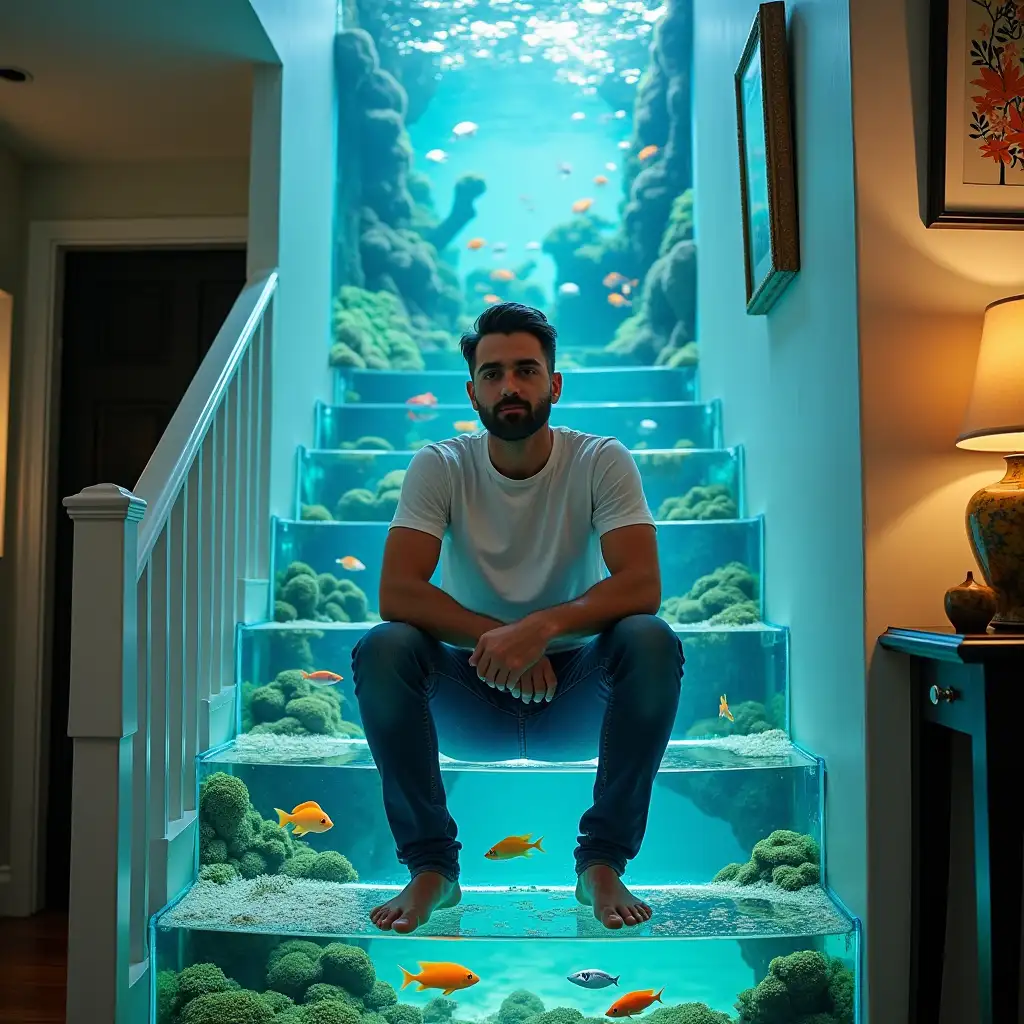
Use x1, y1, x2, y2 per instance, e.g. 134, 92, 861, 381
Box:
351, 302, 684, 936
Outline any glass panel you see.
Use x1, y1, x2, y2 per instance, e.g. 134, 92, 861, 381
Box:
314, 401, 720, 451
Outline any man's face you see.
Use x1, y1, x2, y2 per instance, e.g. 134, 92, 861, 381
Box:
468, 331, 562, 442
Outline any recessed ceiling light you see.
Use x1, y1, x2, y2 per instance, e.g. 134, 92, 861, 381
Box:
0, 68, 33, 84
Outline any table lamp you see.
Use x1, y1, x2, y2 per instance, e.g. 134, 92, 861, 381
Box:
956, 294, 1024, 630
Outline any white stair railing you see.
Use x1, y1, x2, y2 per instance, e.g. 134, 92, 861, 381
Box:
61, 269, 279, 1024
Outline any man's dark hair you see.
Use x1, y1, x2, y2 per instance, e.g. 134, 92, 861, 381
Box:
459, 302, 557, 375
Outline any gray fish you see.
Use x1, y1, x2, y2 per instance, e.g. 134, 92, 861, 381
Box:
567, 970, 619, 990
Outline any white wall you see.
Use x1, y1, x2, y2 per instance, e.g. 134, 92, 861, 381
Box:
247, 0, 337, 519
693, 0, 870, 1007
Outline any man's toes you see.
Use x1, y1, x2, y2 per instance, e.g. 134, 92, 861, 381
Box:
393, 914, 417, 934
600, 906, 624, 929
618, 905, 638, 925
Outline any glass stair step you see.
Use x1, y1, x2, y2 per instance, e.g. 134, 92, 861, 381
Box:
296, 445, 744, 523
238, 620, 787, 743
417, 346, 694, 372
198, 737, 819, 887
155, 877, 854, 942
313, 399, 721, 451
271, 517, 763, 627
335, 366, 697, 405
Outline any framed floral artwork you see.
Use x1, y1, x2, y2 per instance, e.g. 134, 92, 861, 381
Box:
735, 1, 799, 315
928, 0, 1024, 226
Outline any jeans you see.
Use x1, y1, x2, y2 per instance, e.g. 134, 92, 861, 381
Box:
351, 613, 684, 883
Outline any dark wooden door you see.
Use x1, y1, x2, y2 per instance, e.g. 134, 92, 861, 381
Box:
46, 247, 246, 908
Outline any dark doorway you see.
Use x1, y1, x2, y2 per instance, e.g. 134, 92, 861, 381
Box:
45, 247, 247, 909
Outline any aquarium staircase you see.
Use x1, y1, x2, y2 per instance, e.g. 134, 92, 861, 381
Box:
62, 326, 861, 1022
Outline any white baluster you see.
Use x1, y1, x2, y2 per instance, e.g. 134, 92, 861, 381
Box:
210, 399, 228, 696
130, 566, 151, 965
167, 489, 186, 823
222, 379, 240, 687
183, 458, 201, 812
147, 530, 170, 913
238, 344, 253, 578
63, 483, 146, 1024
255, 310, 273, 578
198, 419, 217, 711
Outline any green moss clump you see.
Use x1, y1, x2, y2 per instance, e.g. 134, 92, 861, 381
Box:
523, 1009, 583, 1024
496, 990, 546, 1024
319, 944, 375, 996
735, 950, 854, 1024
156, 969, 178, 1024
199, 862, 239, 884
267, 951, 324, 999
421, 997, 456, 1023
299, 1002, 363, 1024
335, 468, 407, 522
179, 989, 275, 1024
381, 1006, 423, 1024
713, 830, 820, 891
642, 1008, 730, 1024
302, 504, 334, 522
656, 484, 737, 521
659, 561, 759, 625
331, 286, 425, 372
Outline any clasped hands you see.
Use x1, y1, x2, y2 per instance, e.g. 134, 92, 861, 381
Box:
468, 618, 557, 704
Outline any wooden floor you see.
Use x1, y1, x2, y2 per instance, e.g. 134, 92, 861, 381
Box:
0, 912, 67, 1023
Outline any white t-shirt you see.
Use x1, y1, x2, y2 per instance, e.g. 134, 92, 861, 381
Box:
389, 426, 656, 651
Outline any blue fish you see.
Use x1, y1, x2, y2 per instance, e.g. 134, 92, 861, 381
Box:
568, 970, 619, 990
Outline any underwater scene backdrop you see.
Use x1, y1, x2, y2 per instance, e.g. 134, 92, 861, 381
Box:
149, 0, 860, 1020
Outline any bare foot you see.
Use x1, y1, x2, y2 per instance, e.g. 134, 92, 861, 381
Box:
369, 872, 462, 934
575, 864, 652, 929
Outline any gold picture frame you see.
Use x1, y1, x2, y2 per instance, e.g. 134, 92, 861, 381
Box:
735, 1, 800, 314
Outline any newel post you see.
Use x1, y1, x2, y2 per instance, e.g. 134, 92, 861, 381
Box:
62, 483, 147, 1024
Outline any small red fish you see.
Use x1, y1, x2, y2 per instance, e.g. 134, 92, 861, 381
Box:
719, 694, 734, 722
490, 269, 515, 282
467, 238, 486, 250
302, 670, 343, 684
606, 989, 664, 1018
637, 145, 659, 161
406, 392, 438, 406
572, 197, 594, 214
607, 292, 632, 308
594, 174, 609, 186
336, 555, 366, 572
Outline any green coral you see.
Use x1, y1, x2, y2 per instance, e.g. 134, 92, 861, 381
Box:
714, 830, 821, 891
179, 989, 275, 1024
523, 1010, 582, 1024
198, 773, 314, 879
496, 990, 546, 1024
319, 943, 375, 996
263, 990, 296, 1014
299, 1002, 362, 1024
268, 951, 324, 999
381, 1006, 423, 1024
302, 504, 334, 522
659, 561, 759, 625
421, 997, 456, 1023
279, 849, 358, 883
645, 1007, 729, 1024
157, 969, 179, 1024
656, 484, 737, 521
273, 562, 370, 626
330, 286, 425, 372
335, 468, 406, 522
735, 950, 854, 1024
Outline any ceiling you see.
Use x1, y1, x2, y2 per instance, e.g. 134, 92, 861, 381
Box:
0, 0, 279, 163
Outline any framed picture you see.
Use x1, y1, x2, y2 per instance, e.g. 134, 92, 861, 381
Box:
735, 1, 799, 315
927, 0, 1024, 227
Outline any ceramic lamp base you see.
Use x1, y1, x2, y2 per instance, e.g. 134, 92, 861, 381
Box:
966, 453, 1024, 630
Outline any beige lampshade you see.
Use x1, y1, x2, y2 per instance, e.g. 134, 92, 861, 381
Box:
957, 294, 1024, 452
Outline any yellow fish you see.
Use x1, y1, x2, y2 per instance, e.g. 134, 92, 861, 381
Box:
719, 694, 734, 722
483, 294, 502, 304
607, 292, 632, 308
637, 145, 659, 161
337, 555, 366, 572
572, 197, 594, 214
485, 833, 545, 860
275, 800, 334, 837
453, 420, 480, 432
399, 962, 480, 995
490, 268, 515, 282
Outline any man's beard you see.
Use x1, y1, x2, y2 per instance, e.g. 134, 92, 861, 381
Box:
478, 393, 552, 441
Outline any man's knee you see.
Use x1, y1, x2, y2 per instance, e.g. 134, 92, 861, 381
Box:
352, 621, 431, 701
606, 614, 683, 708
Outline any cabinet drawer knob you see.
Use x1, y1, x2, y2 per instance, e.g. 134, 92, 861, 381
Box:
929, 685, 957, 705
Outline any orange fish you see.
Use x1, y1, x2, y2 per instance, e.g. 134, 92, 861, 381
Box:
637, 145, 659, 161
719, 694, 734, 722
467, 238, 486, 250
453, 420, 480, 432
572, 198, 594, 214
490, 268, 515, 282
485, 833, 545, 860
399, 962, 480, 995
302, 670, 343, 683
603, 271, 626, 289
483, 294, 502, 304
336, 555, 366, 572
275, 800, 334, 837
406, 392, 438, 406
607, 293, 632, 308
606, 989, 664, 1018
594, 174, 609, 186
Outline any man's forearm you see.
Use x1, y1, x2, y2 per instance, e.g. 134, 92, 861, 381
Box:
380, 579, 505, 647
524, 570, 661, 643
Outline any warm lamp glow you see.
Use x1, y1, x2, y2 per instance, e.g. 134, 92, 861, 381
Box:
957, 294, 1024, 452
